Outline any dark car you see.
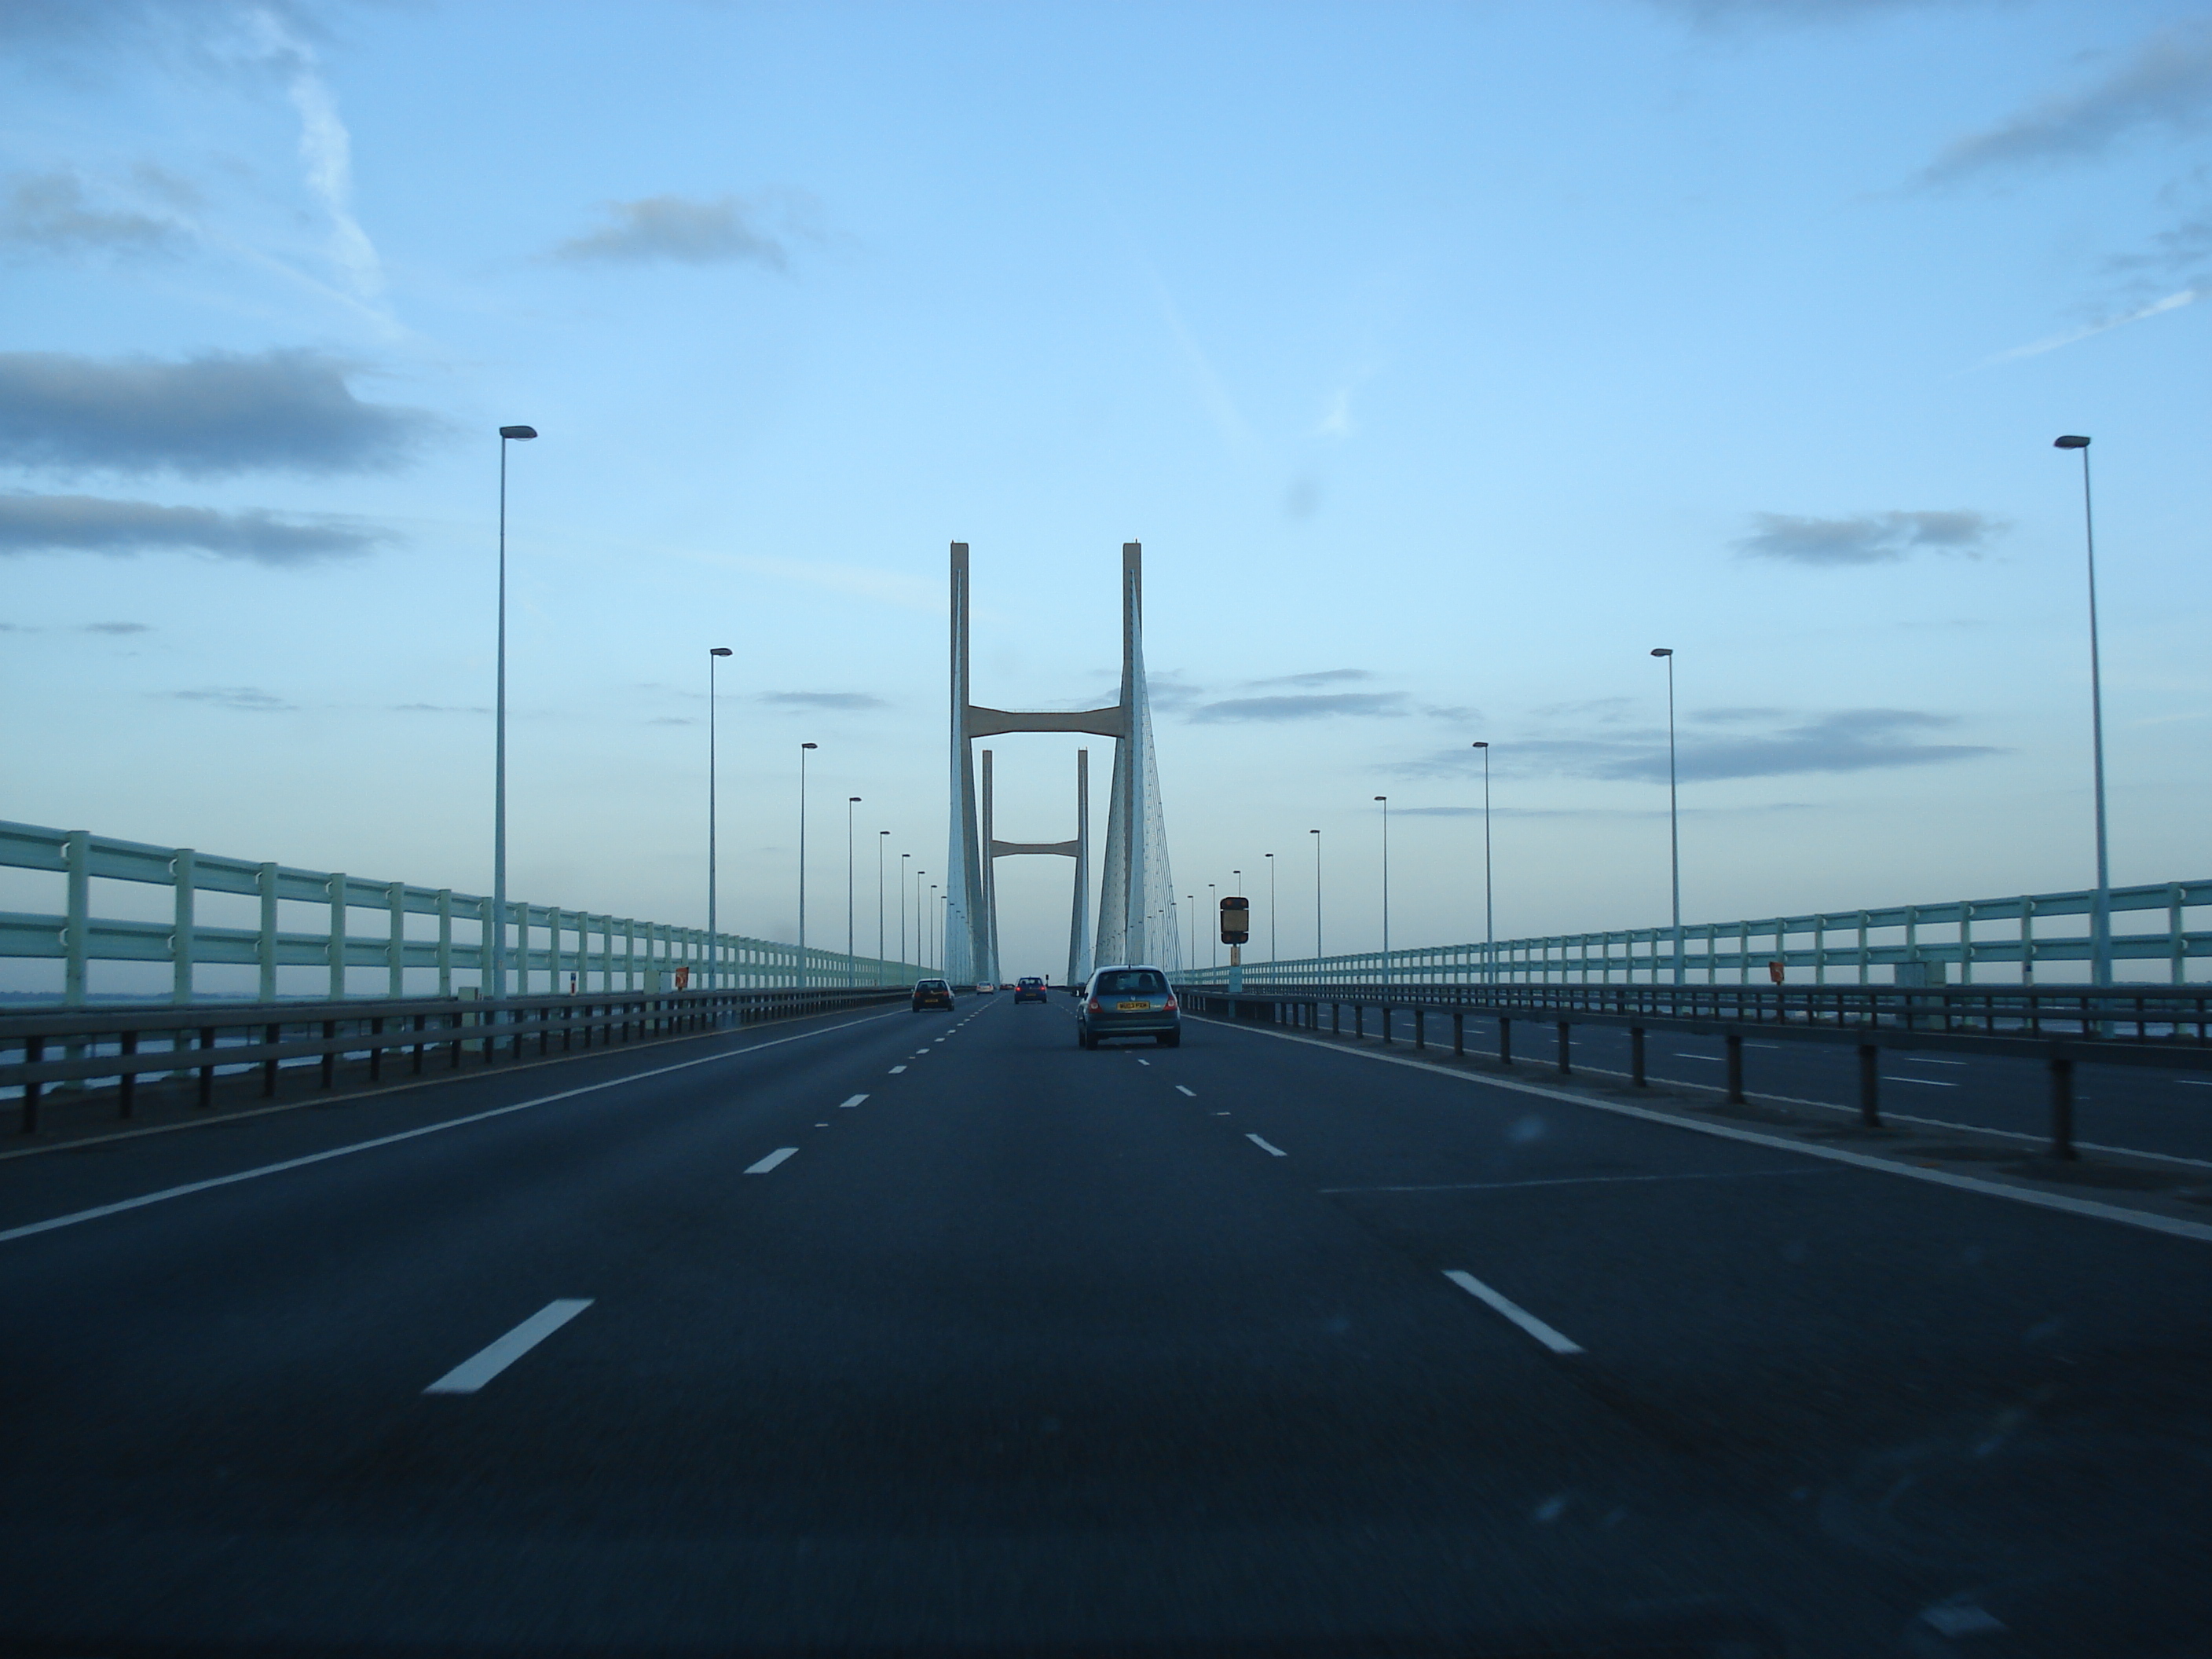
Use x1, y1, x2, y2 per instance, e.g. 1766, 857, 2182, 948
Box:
1013, 976, 1048, 1003
911, 977, 954, 1012
1076, 965, 1179, 1048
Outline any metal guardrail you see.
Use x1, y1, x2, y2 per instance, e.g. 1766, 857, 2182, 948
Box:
0, 983, 906, 1133
1181, 876, 2212, 989
1183, 979, 2212, 1161
0, 819, 920, 1005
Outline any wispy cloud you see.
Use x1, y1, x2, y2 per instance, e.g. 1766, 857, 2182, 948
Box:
82, 621, 152, 634
170, 685, 295, 712
245, 6, 383, 301
1243, 668, 1375, 690
0, 493, 383, 562
0, 493, 386, 563
0, 350, 434, 477
1394, 708, 2000, 782
1650, 0, 1979, 20
1924, 21, 2212, 183
1150, 272, 1258, 457
551, 193, 800, 268
1737, 509, 2003, 566
0, 170, 185, 261
1191, 691, 1409, 723
674, 548, 940, 615
758, 690, 890, 712
1983, 287, 2202, 364
393, 701, 489, 715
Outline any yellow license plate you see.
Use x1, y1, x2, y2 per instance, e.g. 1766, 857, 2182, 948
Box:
1116, 1000, 1152, 1011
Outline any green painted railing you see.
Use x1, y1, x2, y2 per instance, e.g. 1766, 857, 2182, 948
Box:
1182, 877, 2212, 990
0, 819, 921, 1006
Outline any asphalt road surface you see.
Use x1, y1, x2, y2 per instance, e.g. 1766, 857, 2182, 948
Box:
1, 991, 2207, 1657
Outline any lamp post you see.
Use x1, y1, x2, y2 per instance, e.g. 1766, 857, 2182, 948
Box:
1264, 852, 1276, 976
1374, 796, 1390, 985
914, 871, 925, 969
877, 830, 889, 984
707, 646, 733, 988
900, 853, 911, 972
1187, 895, 1197, 971
1471, 742, 1492, 983
797, 742, 817, 987
1650, 649, 1682, 986
1309, 829, 1322, 965
490, 423, 537, 1000
846, 796, 861, 990
928, 885, 939, 970
2055, 434, 2112, 987
1208, 881, 1218, 969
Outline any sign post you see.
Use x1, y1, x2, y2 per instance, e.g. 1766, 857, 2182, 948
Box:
1221, 895, 1251, 994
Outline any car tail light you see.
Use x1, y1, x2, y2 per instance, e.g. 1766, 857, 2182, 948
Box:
1086, 997, 1101, 1013
1163, 996, 1177, 1013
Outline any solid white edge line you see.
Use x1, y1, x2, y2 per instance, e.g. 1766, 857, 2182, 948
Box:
423, 1298, 593, 1394
1186, 1014, 2212, 1246
745, 1147, 798, 1174
1443, 1269, 1584, 1355
838, 1094, 868, 1108
1175, 1085, 1196, 1097
1246, 1133, 1287, 1157
0, 1009, 902, 1247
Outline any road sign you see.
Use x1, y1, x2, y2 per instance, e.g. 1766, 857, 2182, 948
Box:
1220, 896, 1250, 946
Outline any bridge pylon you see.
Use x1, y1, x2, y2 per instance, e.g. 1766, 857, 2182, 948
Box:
946, 541, 1178, 987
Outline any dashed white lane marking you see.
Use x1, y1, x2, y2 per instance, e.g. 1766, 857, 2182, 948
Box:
2178, 1079, 2212, 1087
1135, 1059, 1151, 1067
934, 1038, 947, 1044
838, 1094, 868, 1108
1885, 1075, 1961, 1088
1673, 1053, 1723, 1061
1175, 1085, 1196, 1097
1442, 1270, 1584, 1355
745, 1148, 798, 1174
0, 1009, 905, 1247
1900, 1057, 1969, 1067
1246, 1133, 1287, 1157
424, 1298, 593, 1395
888, 1065, 906, 1074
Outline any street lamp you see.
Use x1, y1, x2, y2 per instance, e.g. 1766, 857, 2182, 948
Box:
914, 870, 926, 969
490, 423, 537, 1000
2055, 434, 2112, 987
846, 796, 862, 990
1309, 830, 1322, 965
1187, 895, 1197, 971
1207, 881, 1218, 969
929, 884, 939, 969
877, 830, 889, 984
1375, 796, 1390, 985
798, 743, 817, 986
900, 853, 911, 972
708, 646, 733, 988
1650, 649, 1682, 986
1471, 742, 1492, 983
1264, 852, 1276, 976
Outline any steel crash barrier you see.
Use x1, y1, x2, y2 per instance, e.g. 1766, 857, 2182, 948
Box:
0, 984, 907, 1134
1180, 980, 2212, 1161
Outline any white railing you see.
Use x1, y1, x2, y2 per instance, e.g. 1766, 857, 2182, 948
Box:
0, 819, 920, 1005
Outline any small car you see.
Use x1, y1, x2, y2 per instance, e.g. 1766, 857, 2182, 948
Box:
911, 977, 954, 1012
1076, 965, 1179, 1048
1014, 976, 1048, 1003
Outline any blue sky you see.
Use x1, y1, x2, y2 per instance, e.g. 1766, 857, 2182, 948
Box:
2, 0, 2208, 983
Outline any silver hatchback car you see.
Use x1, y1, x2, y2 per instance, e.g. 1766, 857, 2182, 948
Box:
1077, 965, 1180, 1049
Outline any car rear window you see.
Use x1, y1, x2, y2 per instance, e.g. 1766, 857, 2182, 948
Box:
1095, 970, 1167, 995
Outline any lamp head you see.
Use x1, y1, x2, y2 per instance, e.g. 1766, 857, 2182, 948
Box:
498, 425, 537, 441
801, 742, 817, 751
1650, 647, 1672, 658
2055, 434, 2091, 449
1374, 795, 1387, 802
849, 795, 861, 803
1471, 740, 1488, 749
709, 646, 732, 657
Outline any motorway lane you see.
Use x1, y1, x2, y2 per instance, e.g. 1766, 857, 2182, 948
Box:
1364, 1005, 2212, 1166
0, 991, 2205, 1654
